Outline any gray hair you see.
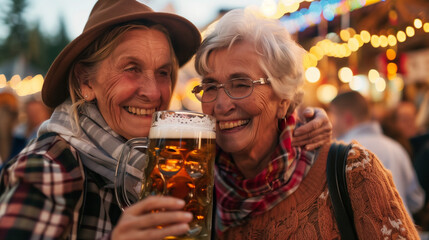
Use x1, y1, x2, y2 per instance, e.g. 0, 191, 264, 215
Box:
195, 8, 306, 114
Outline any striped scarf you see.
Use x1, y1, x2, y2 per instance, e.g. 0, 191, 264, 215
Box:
214, 115, 315, 234
38, 99, 145, 195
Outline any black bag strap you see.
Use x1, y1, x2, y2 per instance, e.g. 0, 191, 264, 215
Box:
326, 142, 358, 239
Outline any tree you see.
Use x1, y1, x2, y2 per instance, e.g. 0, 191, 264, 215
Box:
1, 0, 28, 59
0, 0, 70, 75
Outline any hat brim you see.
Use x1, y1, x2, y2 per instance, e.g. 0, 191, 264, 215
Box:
42, 12, 201, 108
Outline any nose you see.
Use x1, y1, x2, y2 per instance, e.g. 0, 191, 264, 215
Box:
214, 87, 235, 115
137, 71, 161, 100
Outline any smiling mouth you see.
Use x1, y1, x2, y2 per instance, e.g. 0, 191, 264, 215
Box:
219, 119, 250, 130
124, 106, 156, 116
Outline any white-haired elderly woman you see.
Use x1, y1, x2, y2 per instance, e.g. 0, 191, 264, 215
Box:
192, 9, 419, 239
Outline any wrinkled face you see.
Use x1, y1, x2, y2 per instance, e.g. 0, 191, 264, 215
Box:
201, 41, 285, 155
82, 29, 173, 139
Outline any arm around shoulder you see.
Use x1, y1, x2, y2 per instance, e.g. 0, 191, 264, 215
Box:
345, 143, 420, 239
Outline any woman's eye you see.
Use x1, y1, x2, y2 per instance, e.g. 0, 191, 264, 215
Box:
231, 82, 251, 88
159, 70, 170, 77
125, 66, 139, 72
204, 85, 217, 92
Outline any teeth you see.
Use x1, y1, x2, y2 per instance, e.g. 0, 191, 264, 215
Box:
126, 106, 155, 116
219, 120, 249, 130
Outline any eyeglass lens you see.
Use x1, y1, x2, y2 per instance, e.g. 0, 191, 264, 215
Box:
198, 78, 254, 102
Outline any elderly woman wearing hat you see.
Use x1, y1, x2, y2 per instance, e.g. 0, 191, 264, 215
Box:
0, 0, 332, 239
192, 9, 419, 239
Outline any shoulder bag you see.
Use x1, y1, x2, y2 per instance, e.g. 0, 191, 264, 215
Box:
326, 142, 358, 239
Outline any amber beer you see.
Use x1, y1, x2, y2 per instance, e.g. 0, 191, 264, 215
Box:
144, 111, 216, 240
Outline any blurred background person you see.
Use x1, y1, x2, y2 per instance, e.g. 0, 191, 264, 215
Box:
382, 100, 419, 160
329, 91, 425, 217
0, 90, 26, 167
412, 90, 429, 162
412, 90, 429, 235
395, 101, 419, 139
13, 94, 52, 143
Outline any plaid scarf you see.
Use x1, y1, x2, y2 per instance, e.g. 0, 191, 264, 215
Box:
38, 99, 145, 196
214, 115, 315, 234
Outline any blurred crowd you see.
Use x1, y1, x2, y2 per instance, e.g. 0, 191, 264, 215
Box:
328, 83, 429, 236
0, 88, 52, 167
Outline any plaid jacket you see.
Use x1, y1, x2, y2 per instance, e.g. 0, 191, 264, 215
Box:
0, 132, 121, 239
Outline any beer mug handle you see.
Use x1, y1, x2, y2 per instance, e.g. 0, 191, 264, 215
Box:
114, 137, 148, 211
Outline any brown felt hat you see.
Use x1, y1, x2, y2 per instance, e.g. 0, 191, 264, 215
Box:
42, 0, 201, 108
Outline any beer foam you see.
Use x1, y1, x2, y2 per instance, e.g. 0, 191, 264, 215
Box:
149, 126, 215, 139
150, 111, 216, 139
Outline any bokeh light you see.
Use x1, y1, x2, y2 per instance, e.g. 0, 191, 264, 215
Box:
317, 84, 338, 104
354, 34, 364, 47
406, 26, 415, 37
379, 35, 388, 47
387, 35, 397, 46
340, 29, 351, 41
323, 6, 335, 21
338, 67, 353, 83
424, 23, 429, 32
370, 35, 380, 48
360, 30, 371, 43
368, 69, 380, 83
375, 77, 386, 92
9, 75, 21, 89
349, 75, 369, 94
397, 30, 406, 42
261, 0, 277, 17
387, 62, 398, 74
348, 38, 359, 51
386, 48, 396, 60
303, 53, 318, 68
305, 67, 321, 83
309, 46, 324, 60
414, 18, 423, 29
0, 74, 6, 88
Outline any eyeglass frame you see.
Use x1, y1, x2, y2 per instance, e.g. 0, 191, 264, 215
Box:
192, 77, 271, 103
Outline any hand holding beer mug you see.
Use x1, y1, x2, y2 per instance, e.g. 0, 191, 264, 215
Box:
115, 111, 216, 239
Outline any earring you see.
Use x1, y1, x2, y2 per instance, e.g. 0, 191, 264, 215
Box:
84, 95, 88, 98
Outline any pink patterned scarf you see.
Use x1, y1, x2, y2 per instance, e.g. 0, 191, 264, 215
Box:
214, 115, 315, 234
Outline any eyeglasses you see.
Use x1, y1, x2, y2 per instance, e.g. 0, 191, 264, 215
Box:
192, 77, 271, 103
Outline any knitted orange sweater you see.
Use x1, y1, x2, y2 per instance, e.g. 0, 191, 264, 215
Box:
218, 142, 419, 239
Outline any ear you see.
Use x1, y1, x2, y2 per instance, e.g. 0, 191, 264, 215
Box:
75, 63, 96, 101
277, 99, 291, 119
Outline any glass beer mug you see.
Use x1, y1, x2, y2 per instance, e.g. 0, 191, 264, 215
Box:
115, 110, 216, 240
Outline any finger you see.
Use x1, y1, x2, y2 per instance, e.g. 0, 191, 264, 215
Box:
294, 127, 332, 143
113, 222, 190, 240
294, 118, 329, 136
302, 107, 315, 119
293, 124, 331, 142
133, 223, 190, 240
114, 211, 192, 239
136, 211, 193, 229
125, 196, 186, 215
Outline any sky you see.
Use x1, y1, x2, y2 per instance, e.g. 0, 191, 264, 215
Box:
0, 0, 265, 39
